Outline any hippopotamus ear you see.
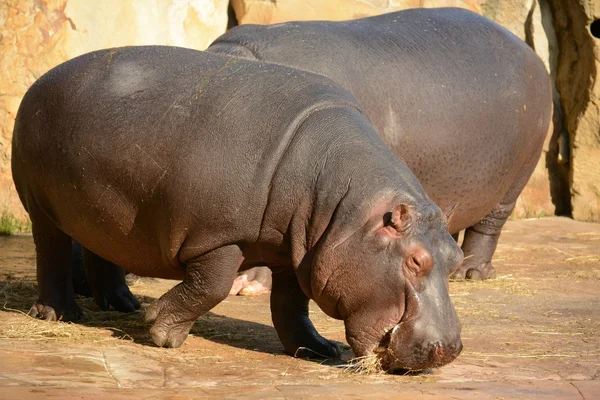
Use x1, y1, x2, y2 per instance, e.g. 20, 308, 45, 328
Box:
380, 204, 412, 237
389, 204, 412, 232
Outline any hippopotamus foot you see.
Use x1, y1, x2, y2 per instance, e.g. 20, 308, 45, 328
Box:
451, 201, 514, 280
144, 245, 243, 348
28, 300, 84, 321
450, 260, 497, 280
82, 248, 140, 312
229, 267, 272, 296
145, 302, 195, 348
271, 271, 341, 359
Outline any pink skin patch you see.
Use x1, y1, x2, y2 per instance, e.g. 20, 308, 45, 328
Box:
229, 274, 271, 296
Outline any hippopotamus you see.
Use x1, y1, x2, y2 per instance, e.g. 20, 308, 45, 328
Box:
12, 46, 464, 371
205, 7, 553, 293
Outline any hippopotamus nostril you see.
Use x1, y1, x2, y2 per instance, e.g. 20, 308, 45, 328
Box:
435, 342, 445, 358
427, 339, 462, 366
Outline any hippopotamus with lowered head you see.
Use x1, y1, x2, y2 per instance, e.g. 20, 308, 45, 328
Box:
13, 46, 464, 371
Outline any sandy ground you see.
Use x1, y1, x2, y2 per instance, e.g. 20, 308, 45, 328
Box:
0, 217, 599, 399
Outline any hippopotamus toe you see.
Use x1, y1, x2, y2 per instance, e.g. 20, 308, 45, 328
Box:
149, 320, 194, 348
144, 299, 194, 348
28, 301, 84, 322
451, 261, 497, 280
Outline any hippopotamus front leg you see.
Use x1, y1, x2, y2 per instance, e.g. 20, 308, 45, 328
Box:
82, 248, 141, 312
27, 203, 84, 321
144, 245, 243, 348
270, 270, 341, 359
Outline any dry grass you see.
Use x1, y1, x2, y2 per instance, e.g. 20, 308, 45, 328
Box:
0, 274, 150, 344
0, 312, 118, 342
565, 255, 600, 266
450, 274, 537, 298
339, 355, 383, 374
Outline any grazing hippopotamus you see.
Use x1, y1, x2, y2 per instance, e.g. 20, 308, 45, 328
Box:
12, 46, 464, 371
207, 7, 553, 292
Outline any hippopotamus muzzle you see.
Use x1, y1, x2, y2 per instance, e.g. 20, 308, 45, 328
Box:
376, 269, 463, 371
316, 202, 464, 372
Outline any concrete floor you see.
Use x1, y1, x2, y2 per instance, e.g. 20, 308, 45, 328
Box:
0, 217, 599, 399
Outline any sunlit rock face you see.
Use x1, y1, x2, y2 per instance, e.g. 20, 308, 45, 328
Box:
0, 0, 228, 218
3, 0, 599, 220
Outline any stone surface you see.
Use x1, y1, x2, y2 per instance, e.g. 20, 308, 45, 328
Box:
514, 0, 571, 218
0, 0, 229, 219
1, 218, 599, 397
231, 0, 480, 24
549, 0, 600, 221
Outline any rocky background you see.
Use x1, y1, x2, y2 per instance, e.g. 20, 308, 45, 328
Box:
1, 0, 598, 221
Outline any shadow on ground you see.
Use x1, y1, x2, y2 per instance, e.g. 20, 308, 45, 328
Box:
0, 274, 348, 365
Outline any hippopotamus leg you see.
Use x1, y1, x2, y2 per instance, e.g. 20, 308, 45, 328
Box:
450, 202, 513, 280
27, 203, 84, 321
229, 266, 272, 296
451, 158, 538, 280
82, 248, 140, 312
144, 245, 242, 348
270, 270, 340, 358
71, 240, 92, 297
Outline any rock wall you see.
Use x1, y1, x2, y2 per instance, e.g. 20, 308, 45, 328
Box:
548, 0, 600, 221
3, 0, 599, 221
231, 0, 571, 219
0, 0, 229, 219
231, 0, 480, 24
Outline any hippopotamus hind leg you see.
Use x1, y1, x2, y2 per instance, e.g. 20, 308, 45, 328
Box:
452, 155, 539, 280
82, 248, 141, 312
144, 245, 242, 348
270, 271, 341, 358
71, 239, 92, 297
451, 201, 514, 280
27, 202, 84, 321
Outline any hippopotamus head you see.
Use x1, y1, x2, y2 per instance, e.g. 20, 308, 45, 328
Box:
310, 198, 463, 371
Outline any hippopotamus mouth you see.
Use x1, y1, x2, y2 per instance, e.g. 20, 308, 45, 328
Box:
372, 280, 463, 372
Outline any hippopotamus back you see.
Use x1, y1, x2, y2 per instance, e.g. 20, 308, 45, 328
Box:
209, 7, 553, 279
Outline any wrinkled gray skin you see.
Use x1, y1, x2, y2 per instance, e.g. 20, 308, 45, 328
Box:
71, 8, 553, 302
208, 7, 553, 288
12, 46, 464, 371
